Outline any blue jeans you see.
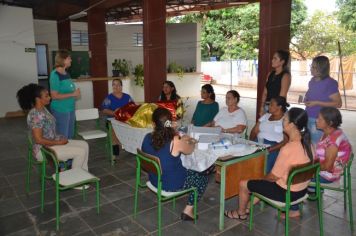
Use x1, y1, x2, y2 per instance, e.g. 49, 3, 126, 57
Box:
308, 118, 323, 145
263, 139, 279, 173
290, 175, 332, 211
52, 110, 75, 139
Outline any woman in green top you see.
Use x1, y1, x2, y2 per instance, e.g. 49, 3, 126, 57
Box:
50, 50, 80, 139
191, 84, 219, 127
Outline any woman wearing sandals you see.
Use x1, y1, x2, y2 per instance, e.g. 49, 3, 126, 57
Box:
141, 107, 208, 220
225, 108, 313, 220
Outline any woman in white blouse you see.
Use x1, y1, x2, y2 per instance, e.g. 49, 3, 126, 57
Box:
249, 96, 289, 172
207, 90, 247, 136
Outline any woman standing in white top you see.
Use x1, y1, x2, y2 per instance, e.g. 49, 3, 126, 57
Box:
207, 90, 247, 136
249, 96, 289, 172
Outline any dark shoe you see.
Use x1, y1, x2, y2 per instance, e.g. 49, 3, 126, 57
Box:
112, 145, 120, 156
181, 212, 198, 221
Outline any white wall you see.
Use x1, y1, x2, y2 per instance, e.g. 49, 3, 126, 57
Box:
0, 6, 38, 117
106, 23, 200, 76
33, 20, 88, 71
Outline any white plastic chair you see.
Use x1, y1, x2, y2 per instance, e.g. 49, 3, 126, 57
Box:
75, 108, 113, 164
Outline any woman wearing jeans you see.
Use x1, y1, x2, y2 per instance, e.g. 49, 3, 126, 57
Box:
50, 50, 80, 139
304, 56, 342, 144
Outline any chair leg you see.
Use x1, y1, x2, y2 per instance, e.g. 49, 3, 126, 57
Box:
56, 179, 60, 230
285, 207, 289, 236
40, 162, 46, 213
133, 167, 140, 217
96, 181, 100, 214
172, 197, 176, 210
317, 182, 324, 236
158, 195, 162, 236
26, 154, 32, 194
344, 175, 347, 210
347, 172, 354, 232
249, 194, 255, 231
193, 188, 198, 224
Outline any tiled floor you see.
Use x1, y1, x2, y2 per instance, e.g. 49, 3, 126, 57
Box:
1, 96, 355, 236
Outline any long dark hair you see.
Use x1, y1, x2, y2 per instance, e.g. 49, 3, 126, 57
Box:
16, 83, 46, 111
287, 108, 313, 162
202, 84, 216, 100
151, 107, 176, 150
275, 49, 290, 72
160, 81, 180, 101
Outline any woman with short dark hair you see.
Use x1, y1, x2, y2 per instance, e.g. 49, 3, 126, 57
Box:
314, 107, 352, 184
141, 107, 208, 221
208, 90, 247, 136
249, 96, 290, 172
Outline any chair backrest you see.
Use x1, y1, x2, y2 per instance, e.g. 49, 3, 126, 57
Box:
75, 108, 99, 121
346, 153, 354, 169
136, 149, 162, 176
288, 162, 320, 185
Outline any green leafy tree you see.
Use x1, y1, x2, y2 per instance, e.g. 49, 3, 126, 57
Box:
168, 0, 307, 60
291, 11, 356, 59
336, 0, 356, 31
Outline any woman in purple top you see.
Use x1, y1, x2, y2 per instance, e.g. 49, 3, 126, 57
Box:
304, 56, 342, 144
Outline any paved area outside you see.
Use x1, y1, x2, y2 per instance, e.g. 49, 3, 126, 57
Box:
0, 95, 355, 236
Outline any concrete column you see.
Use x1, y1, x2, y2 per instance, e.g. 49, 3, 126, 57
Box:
143, 0, 167, 102
256, 0, 291, 120
87, 7, 108, 108
57, 19, 72, 50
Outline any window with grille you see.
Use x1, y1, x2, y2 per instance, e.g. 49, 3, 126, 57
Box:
133, 32, 143, 47
71, 30, 89, 46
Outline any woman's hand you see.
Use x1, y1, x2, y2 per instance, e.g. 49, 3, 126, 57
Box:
73, 88, 81, 98
56, 139, 68, 145
304, 101, 319, 107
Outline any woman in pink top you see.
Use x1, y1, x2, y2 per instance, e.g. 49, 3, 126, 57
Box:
315, 107, 351, 183
224, 108, 313, 220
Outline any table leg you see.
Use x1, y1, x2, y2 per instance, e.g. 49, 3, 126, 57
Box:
219, 166, 226, 230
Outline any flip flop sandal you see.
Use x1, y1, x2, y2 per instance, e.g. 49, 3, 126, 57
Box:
224, 210, 248, 220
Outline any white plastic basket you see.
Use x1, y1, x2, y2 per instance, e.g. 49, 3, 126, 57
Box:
110, 119, 152, 154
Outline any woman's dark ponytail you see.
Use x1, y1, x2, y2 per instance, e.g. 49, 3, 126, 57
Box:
288, 108, 313, 162
202, 84, 215, 101
151, 107, 176, 150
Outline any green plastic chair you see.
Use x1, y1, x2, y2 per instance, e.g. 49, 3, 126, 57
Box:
249, 162, 323, 236
75, 108, 114, 166
309, 153, 354, 232
26, 135, 70, 194
40, 147, 100, 230
134, 149, 198, 236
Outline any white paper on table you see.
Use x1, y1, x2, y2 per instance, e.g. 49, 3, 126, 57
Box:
180, 144, 258, 172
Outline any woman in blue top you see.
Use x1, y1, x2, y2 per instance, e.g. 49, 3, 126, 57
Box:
141, 107, 208, 221
191, 84, 219, 126
50, 50, 80, 139
101, 78, 133, 117
101, 78, 133, 156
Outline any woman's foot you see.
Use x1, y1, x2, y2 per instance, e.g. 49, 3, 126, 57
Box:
224, 210, 248, 220
280, 210, 300, 219
181, 205, 196, 221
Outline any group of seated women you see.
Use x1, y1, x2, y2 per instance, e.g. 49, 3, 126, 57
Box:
17, 52, 352, 221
